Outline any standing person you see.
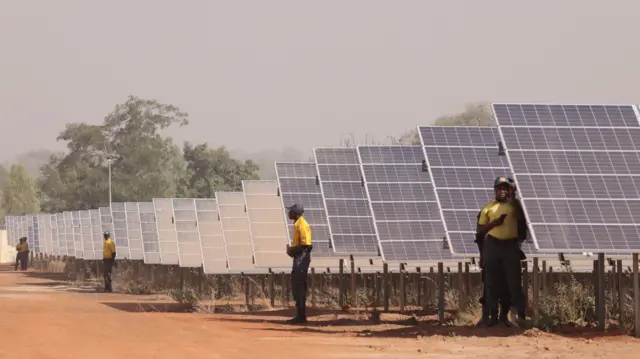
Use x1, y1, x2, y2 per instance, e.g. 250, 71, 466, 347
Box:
15, 237, 29, 271
102, 232, 116, 293
285, 204, 312, 324
477, 177, 527, 326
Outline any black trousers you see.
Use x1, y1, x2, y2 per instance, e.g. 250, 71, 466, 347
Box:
15, 252, 29, 271
103, 258, 114, 292
480, 267, 511, 318
291, 251, 311, 319
483, 236, 526, 318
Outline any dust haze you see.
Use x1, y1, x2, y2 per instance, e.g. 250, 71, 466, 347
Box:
1, 0, 639, 177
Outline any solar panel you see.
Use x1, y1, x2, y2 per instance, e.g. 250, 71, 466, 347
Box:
216, 191, 254, 272
70, 211, 83, 258
26, 214, 36, 253
139, 202, 161, 264
419, 126, 538, 257
275, 162, 337, 259
172, 198, 203, 268
494, 103, 640, 253
50, 214, 59, 256
357, 146, 452, 262
89, 209, 102, 259
79, 211, 93, 259
43, 215, 54, 255
153, 198, 179, 265
64, 212, 75, 257
196, 198, 228, 274
125, 202, 144, 260
314, 148, 379, 256
243, 180, 290, 269
110, 203, 131, 259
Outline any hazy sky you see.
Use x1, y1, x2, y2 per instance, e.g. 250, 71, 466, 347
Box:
1, 0, 639, 161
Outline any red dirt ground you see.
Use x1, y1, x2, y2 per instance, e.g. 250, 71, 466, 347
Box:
0, 265, 639, 359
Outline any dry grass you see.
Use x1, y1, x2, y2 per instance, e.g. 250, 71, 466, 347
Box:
28, 258, 639, 334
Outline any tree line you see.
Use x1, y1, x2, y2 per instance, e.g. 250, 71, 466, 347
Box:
0, 98, 493, 223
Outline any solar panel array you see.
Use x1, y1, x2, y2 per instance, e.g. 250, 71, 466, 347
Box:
139, 202, 161, 264
275, 162, 336, 258
89, 209, 102, 259
314, 148, 379, 256
7, 105, 640, 273
154, 198, 179, 265
494, 103, 640, 253
173, 199, 203, 268
358, 146, 451, 261
125, 203, 144, 260
196, 198, 227, 274
243, 180, 290, 269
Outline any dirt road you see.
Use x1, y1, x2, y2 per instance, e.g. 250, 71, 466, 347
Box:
0, 266, 638, 359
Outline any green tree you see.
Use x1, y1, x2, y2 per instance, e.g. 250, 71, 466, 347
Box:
434, 102, 495, 126
39, 96, 189, 212
0, 164, 8, 187
179, 143, 260, 197
1, 164, 40, 215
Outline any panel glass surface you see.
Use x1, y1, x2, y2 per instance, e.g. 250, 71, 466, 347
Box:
110, 203, 131, 259
275, 162, 335, 258
494, 103, 640, 252
419, 125, 539, 257
314, 148, 378, 256
216, 191, 254, 271
243, 180, 290, 269
358, 145, 451, 261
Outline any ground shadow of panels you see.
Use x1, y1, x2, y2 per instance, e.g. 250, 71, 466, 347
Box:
196, 198, 228, 274
89, 209, 103, 260
172, 198, 203, 268
153, 198, 179, 265
216, 191, 255, 273
80, 211, 93, 260
357, 145, 452, 262
110, 203, 131, 260
125, 203, 144, 261
274, 162, 339, 261
419, 126, 539, 257
243, 180, 291, 270
494, 103, 640, 253
139, 202, 161, 264
314, 148, 379, 257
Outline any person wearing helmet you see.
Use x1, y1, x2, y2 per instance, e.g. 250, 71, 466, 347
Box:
102, 231, 117, 293
15, 237, 29, 271
285, 204, 312, 324
477, 177, 527, 327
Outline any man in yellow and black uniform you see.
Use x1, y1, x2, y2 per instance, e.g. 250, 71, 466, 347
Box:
477, 177, 527, 326
476, 178, 527, 326
15, 237, 29, 271
285, 204, 312, 324
103, 231, 117, 293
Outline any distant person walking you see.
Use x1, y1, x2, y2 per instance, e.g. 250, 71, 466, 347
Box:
285, 204, 312, 324
15, 237, 29, 271
102, 232, 117, 293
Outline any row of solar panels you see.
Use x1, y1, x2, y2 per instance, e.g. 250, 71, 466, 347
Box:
5, 103, 640, 273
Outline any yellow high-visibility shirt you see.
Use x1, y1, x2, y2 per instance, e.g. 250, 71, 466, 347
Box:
16, 243, 29, 253
103, 238, 116, 259
477, 200, 520, 240
292, 216, 312, 247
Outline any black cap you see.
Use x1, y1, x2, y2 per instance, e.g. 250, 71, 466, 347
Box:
286, 204, 304, 215
103, 231, 111, 239
494, 176, 510, 188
